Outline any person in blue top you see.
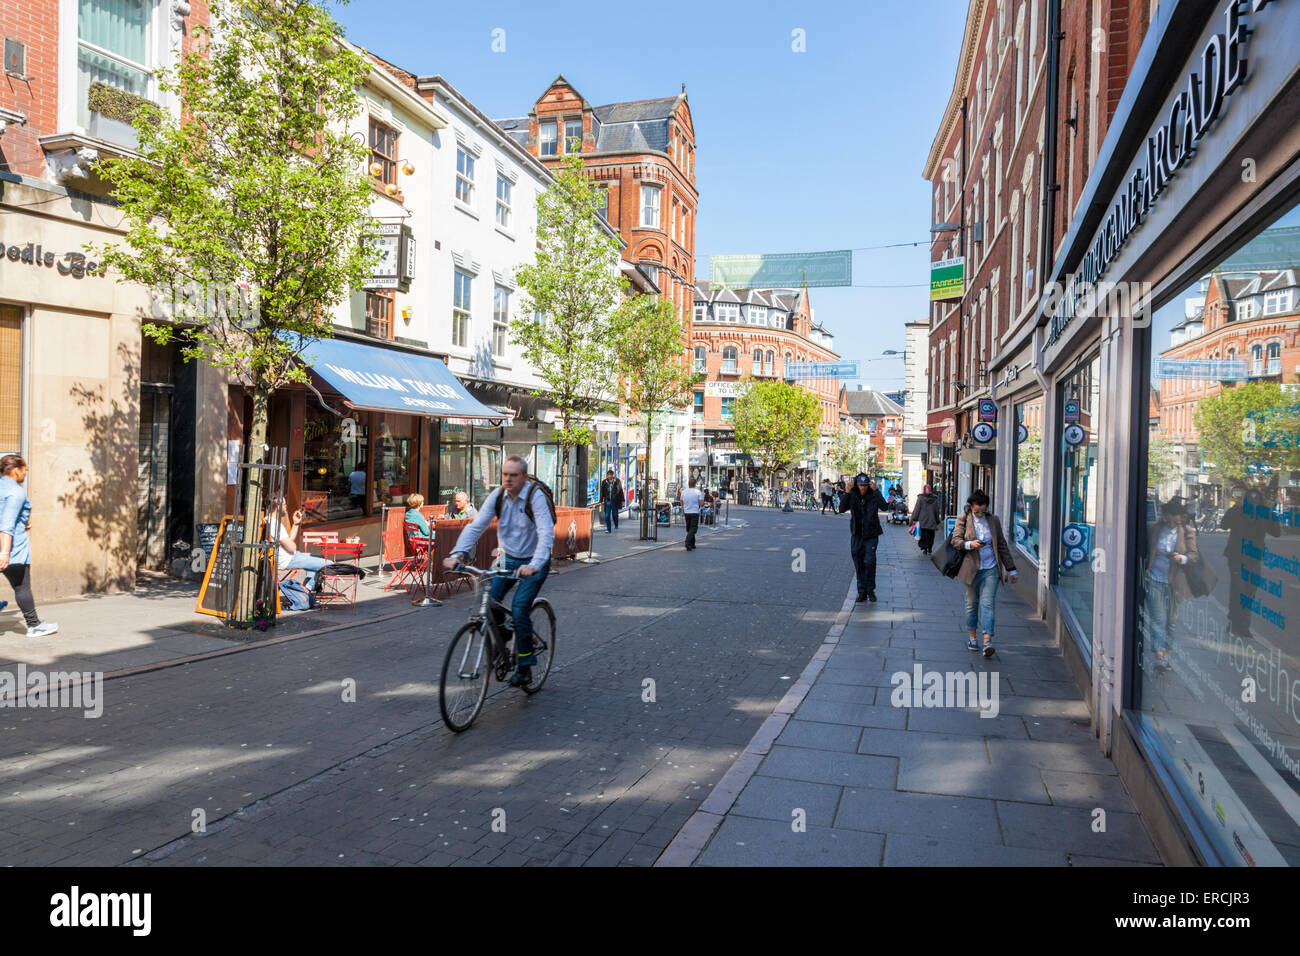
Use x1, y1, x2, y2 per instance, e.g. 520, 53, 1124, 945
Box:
403, 493, 432, 539
0, 455, 58, 637
443, 455, 555, 687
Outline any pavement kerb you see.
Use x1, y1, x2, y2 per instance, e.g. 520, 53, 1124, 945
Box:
68, 521, 743, 689
655, 578, 858, 867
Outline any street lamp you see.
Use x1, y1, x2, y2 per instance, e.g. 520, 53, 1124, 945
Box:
930, 222, 960, 233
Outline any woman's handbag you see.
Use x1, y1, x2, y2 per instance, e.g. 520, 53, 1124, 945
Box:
942, 544, 965, 578
1182, 558, 1215, 598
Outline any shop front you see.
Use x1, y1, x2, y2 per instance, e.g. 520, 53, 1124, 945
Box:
1001, 0, 1300, 864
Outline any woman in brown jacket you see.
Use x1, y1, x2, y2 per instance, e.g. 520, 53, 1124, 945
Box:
1143, 499, 1207, 672
950, 489, 1018, 657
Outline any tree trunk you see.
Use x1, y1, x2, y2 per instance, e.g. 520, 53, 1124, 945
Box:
236, 385, 270, 625
639, 411, 654, 539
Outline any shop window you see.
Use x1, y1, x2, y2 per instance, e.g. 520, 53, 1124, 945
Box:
301, 406, 368, 522
1012, 397, 1043, 559
438, 433, 470, 507
372, 415, 416, 507
1056, 351, 1101, 663
1136, 202, 1300, 867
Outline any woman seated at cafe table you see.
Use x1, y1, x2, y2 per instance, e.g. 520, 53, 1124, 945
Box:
403, 493, 432, 540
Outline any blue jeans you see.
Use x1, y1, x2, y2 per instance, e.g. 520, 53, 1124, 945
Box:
964, 566, 999, 636
1143, 575, 1175, 655
603, 500, 619, 532
283, 551, 329, 590
490, 556, 551, 665
850, 534, 879, 593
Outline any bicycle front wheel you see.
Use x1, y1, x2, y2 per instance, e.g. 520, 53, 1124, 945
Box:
440, 621, 491, 732
521, 599, 556, 695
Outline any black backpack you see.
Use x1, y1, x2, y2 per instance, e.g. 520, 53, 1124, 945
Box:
493, 476, 558, 525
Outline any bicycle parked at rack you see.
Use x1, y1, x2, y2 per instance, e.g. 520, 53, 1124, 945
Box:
439, 560, 556, 732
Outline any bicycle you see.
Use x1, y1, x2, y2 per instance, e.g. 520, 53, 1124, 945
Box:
439, 561, 556, 733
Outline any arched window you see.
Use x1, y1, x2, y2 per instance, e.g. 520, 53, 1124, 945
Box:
752, 348, 763, 373
1251, 343, 1263, 375
722, 346, 738, 373
693, 345, 706, 372
1267, 341, 1281, 374
765, 350, 775, 372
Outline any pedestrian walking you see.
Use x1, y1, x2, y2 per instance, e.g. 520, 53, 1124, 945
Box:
679, 477, 703, 550
949, 489, 1017, 657
598, 469, 624, 533
1142, 498, 1212, 672
820, 478, 834, 514
0, 455, 57, 637
838, 472, 888, 602
910, 484, 941, 553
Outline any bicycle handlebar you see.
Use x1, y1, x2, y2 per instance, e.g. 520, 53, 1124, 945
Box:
450, 561, 520, 580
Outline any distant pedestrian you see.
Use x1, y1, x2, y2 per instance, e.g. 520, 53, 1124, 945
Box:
820, 478, 833, 514
949, 489, 1017, 657
911, 484, 941, 554
839, 472, 888, 602
0, 455, 57, 637
680, 477, 703, 550
599, 469, 624, 533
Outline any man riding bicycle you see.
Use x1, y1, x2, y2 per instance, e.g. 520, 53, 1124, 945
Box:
443, 456, 554, 687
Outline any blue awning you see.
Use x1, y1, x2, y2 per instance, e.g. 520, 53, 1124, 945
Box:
298, 336, 509, 420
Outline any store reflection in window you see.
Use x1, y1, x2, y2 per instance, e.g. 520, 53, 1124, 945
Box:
1057, 353, 1101, 661
1013, 397, 1043, 559
371, 415, 415, 507
1135, 202, 1300, 866
301, 404, 367, 522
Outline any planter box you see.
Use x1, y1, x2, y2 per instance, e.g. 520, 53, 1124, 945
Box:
88, 111, 138, 150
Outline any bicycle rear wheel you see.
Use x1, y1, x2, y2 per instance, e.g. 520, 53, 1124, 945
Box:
440, 621, 491, 731
521, 599, 556, 695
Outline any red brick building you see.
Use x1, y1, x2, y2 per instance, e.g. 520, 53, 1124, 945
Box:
840, 387, 905, 474
496, 77, 698, 325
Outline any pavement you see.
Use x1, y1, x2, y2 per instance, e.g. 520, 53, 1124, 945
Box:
661, 519, 1164, 867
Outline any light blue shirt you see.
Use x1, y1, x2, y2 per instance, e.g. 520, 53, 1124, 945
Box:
451, 481, 555, 569
0, 476, 33, 566
972, 514, 996, 571
1149, 526, 1179, 583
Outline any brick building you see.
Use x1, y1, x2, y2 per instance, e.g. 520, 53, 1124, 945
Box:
839, 387, 905, 475
689, 283, 840, 482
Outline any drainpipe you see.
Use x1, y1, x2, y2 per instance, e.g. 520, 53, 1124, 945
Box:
1040, 0, 1063, 297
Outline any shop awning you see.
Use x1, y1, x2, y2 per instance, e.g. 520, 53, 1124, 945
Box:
299, 336, 510, 420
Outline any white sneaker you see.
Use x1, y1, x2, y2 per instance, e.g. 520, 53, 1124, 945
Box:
27, 621, 59, 638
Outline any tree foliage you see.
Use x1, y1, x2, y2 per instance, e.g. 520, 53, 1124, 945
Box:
826, 429, 877, 478
512, 152, 629, 500
1192, 380, 1300, 490
732, 380, 821, 484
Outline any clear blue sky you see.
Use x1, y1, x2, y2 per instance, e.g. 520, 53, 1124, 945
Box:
333, 0, 969, 391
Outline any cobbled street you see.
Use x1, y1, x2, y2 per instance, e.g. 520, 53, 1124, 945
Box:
0, 507, 856, 866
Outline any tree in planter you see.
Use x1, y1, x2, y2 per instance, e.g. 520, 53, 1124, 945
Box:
513, 152, 630, 505
94, 0, 378, 625
732, 380, 821, 493
613, 296, 702, 538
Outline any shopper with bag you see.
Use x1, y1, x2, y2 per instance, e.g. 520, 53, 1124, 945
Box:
949, 489, 1017, 657
910, 484, 942, 554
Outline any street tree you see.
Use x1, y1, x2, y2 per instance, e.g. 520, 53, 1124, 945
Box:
1193, 379, 1300, 492
95, 0, 378, 624
732, 380, 821, 490
513, 152, 629, 504
826, 429, 876, 478
614, 296, 702, 537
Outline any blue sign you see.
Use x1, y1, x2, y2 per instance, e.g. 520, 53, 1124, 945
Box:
1155, 358, 1247, 381
1063, 400, 1081, 423
971, 422, 996, 444
1062, 523, 1093, 556
1064, 424, 1087, 447
784, 361, 860, 380
1017, 423, 1029, 444
587, 476, 598, 504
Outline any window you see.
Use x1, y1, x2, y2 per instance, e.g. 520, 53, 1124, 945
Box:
366, 291, 394, 339
1235, 301, 1256, 320
597, 187, 610, 221
495, 176, 512, 229
715, 304, 739, 323
1057, 352, 1101, 664
372, 415, 416, 507
693, 305, 705, 324
1264, 291, 1288, 315
0, 305, 21, 451
1251, 343, 1263, 375
455, 148, 475, 205
765, 350, 774, 372
693, 345, 706, 372
492, 286, 509, 356
720, 397, 735, 419
1267, 341, 1281, 375
752, 348, 763, 373
540, 122, 557, 156
564, 119, 581, 153
747, 306, 765, 325
369, 118, 399, 187
722, 347, 738, 373
641, 185, 661, 228
452, 268, 471, 348
77, 0, 151, 130
693, 392, 704, 420
1012, 397, 1043, 559
301, 404, 368, 522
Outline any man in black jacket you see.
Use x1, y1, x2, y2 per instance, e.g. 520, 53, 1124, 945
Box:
598, 469, 624, 534
839, 472, 888, 602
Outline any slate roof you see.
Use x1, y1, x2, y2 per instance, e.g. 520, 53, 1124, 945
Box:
495, 116, 530, 148
843, 389, 904, 418
494, 87, 684, 157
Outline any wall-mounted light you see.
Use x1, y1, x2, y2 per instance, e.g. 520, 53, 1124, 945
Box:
402, 160, 415, 176
368, 161, 383, 177
384, 182, 399, 197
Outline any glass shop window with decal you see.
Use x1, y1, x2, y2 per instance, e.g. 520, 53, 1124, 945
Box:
1133, 202, 1300, 867
301, 404, 368, 522
1056, 352, 1102, 664
371, 414, 416, 507
1012, 396, 1044, 560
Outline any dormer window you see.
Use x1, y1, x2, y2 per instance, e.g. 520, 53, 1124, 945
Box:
1264, 291, 1289, 315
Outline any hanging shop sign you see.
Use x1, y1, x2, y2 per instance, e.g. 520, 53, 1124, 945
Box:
1063, 399, 1081, 423
1064, 423, 1088, 447
930, 256, 965, 301
1045, 0, 1275, 347
709, 249, 852, 289
363, 223, 416, 292
977, 398, 998, 422
971, 422, 996, 444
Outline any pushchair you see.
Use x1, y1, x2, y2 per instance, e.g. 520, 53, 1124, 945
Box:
887, 495, 910, 524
